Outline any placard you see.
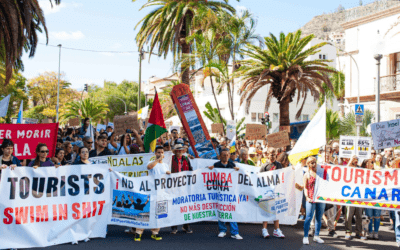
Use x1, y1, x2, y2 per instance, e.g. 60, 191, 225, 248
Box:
266, 131, 290, 148
339, 136, 371, 160
42, 118, 52, 124
23, 118, 38, 124
279, 126, 290, 133
113, 115, 140, 136
68, 117, 80, 127
245, 124, 267, 140
96, 124, 107, 132
107, 122, 114, 128
371, 119, 400, 150
211, 123, 224, 134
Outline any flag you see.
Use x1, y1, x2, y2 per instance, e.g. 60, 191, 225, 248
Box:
17, 101, 23, 124
138, 105, 149, 120
0, 95, 11, 117
230, 135, 236, 153
85, 122, 95, 149
288, 102, 326, 165
144, 92, 167, 153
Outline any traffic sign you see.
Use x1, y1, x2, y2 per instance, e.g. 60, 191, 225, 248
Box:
355, 115, 363, 126
355, 104, 364, 115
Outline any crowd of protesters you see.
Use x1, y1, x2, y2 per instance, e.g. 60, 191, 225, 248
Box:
1, 120, 400, 248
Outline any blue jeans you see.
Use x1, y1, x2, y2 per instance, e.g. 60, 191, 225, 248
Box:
218, 221, 239, 235
304, 202, 326, 237
364, 208, 381, 233
395, 211, 400, 243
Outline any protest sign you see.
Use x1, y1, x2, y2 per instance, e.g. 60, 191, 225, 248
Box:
0, 165, 111, 249
68, 117, 80, 127
226, 120, 236, 140
371, 119, 400, 150
109, 167, 302, 229
23, 118, 38, 124
245, 124, 267, 140
170, 84, 217, 159
211, 123, 224, 134
314, 164, 400, 210
89, 152, 173, 177
266, 131, 290, 148
339, 136, 371, 160
97, 124, 107, 132
42, 118, 52, 124
107, 122, 114, 128
0, 123, 58, 159
113, 115, 140, 136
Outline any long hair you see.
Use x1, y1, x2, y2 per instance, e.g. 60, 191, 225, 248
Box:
34, 143, 48, 167
0, 139, 14, 156
119, 134, 132, 148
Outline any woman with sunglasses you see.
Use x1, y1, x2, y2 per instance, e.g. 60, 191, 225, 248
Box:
28, 143, 54, 168
73, 147, 91, 165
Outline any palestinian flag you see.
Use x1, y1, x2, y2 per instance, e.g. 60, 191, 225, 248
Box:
144, 92, 167, 152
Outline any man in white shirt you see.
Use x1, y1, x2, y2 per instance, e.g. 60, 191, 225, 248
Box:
133, 146, 170, 242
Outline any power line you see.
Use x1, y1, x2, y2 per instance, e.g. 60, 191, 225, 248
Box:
38, 42, 140, 54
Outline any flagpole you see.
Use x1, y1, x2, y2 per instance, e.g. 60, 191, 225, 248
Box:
56, 44, 62, 123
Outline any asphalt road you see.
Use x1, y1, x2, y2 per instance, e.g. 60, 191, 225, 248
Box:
41, 218, 399, 250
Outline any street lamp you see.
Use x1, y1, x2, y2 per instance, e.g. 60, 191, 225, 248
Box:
374, 54, 383, 123
56, 44, 62, 123
138, 49, 159, 111
111, 96, 128, 115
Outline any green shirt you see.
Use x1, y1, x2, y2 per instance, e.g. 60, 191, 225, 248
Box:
240, 159, 255, 166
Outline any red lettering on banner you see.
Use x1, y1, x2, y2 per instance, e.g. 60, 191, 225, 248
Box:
321, 165, 331, 180
385, 170, 398, 186
343, 168, 353, 183
92, 201, 97, 217
98, 200, 105, 215
372, 171, 382, 185
59, 204, 68, 221
52, 204, 58, 221
366, 170, 371, 185
354, 169, 364, 184
331, 167, 341, 181
3, 207, 13, 224
72, 203, 80, 220
82, 202, 92, 218
36, 205, 49, 222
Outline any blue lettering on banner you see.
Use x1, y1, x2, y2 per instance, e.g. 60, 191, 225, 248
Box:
378, 188, 388, 200
342, 186, 351, 197
351, 187, 361, 199
393, 189, 400, 201
364, 188, 376, 199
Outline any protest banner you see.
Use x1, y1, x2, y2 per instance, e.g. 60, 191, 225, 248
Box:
109, 167, 302, 229
314, 164, 400, 210
226, 120, 236, 140
170, 84, 217, 159
245, 124, 267, 140
0, 165, 111, 249
68, 117, 80, 127
97, 124, 107, 132
339, 136, 371, 160
211, 123, 224, 134
89, 152, 173, 177
113, 115, 140, 136
0, 123, 58, 159
371, 119, 400, 150
266, 131, 290, 148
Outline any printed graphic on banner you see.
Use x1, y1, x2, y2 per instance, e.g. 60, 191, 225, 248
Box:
314, 164, 400, 210
0, 164, 111, 249
112, 190, 150, 222
339, 136, 356, 158
371, 119, 400, 150
109, 167, 303, 229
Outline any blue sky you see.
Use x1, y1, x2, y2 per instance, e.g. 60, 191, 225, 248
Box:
21, 0, 375, 90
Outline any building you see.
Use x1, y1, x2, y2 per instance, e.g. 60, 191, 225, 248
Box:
146, 39, 339, 134
341, 0, 400, 121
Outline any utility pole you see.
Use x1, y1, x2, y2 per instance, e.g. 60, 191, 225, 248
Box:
138, 49, 144, 111
56, 44, 62, 123
374, 54, 383, 123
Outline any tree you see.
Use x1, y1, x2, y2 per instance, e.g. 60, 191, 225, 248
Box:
237, 30, 335, 129
318, 67, 345, 114
26, 71, 80, 120
62, 98, 109, 123
133, 0, 237, 85
336, 4, 345, 13
159, 80, 181, 119
0, 0, 61, 85
339, 110, 374, 137
359, 0, 363, 6
326, 109, 340, 141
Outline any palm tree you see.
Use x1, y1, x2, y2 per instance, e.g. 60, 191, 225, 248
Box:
326, 109, 340, 141
237, 30, 335, 129
62, 98, 109, 123
339, 110, 374, 137
318, 67, 345, 114
0, 0, 61, 85
133, 0, 237, 85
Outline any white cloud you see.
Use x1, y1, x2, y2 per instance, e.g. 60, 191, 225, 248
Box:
50, 31, 85, 40
39, 0, 67, 15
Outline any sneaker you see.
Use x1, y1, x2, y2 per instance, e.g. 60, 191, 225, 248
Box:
218, 232, 227, 238
328, 230, 338, 238
273, 228, 285, 238
299, 215, 305, 220
303, 237, 309, 245
373, 232, 379, 240
309, 229, 315, 237
356, 234, 367, 240
313, 236, 324, 244
134, 233, 142, 242
262, 228, 270, 238
170, 228, 178, 234
231, 234, 243, 240
125, 228, 136, 234
345, 234, 352, 240
367, 232, 373, 239
151, 234, 162, 241
182, 225, 193, 234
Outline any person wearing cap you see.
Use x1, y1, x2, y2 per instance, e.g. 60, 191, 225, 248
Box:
208, 148, 242, 240
260, 147, 285, 239
239, 148, 255, 166
163, 142, 171, 151
248, 147, 258, 166
170, 143, 193, 234
71, 140, 84, 163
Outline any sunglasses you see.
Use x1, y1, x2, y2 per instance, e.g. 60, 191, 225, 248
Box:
371, 153, 376, 155
40, 150, 49, 153
86, 141, 93, 144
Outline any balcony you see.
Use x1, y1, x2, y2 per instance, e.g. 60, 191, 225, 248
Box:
374, 73, 400, 93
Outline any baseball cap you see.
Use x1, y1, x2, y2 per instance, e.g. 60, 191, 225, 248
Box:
71, 141, 84, 148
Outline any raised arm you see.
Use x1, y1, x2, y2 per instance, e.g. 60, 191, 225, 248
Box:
110, 132, 118, 149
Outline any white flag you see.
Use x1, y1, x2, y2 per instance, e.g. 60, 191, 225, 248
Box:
0, 95, 11, 117
85, 123, 95, 149
138, 105, 149, 120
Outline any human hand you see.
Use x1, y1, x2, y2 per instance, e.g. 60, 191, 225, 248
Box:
166, 171, 171, 175
295, 183, 304, 191
208, 166, 214, 170
0, 164, 7, 170
10, 164, 17, 170
234, 167, 240, 171
33, 166, 39, 169
131, 129, 138, 137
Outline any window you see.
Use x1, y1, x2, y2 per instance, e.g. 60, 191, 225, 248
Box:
323, 54, 326, 60
303, 114, 309, 121
273, 113, 279, 123
258, 113, 263, 122
251, 113, 256, 122
319, 54, 322, 59
397, 53, 400, 72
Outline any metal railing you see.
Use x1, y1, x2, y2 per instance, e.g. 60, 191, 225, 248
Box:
345, 0, 400, 23
374, 72, 400, 93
